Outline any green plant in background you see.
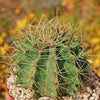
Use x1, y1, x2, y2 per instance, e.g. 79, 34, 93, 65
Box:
9, 17, 90, 99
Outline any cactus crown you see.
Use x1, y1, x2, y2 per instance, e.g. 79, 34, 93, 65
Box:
10, 17, 90, 99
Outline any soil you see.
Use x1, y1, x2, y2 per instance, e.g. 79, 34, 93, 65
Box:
7, 68, 100, 100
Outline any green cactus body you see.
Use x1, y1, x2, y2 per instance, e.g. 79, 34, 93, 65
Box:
37, 48, 58, 98
14, 46, 40, 88
11, 18, 89, 99
56, 43, 79, 97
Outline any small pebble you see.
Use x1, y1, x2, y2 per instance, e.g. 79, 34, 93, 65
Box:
38, 97, 52, 100
89, 97, 95, 100
87, 87, 92, 93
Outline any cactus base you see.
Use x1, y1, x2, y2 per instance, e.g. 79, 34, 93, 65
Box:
5, 67, 100, 100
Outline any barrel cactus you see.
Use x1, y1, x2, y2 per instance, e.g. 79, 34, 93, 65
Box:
10, 17, 90, 99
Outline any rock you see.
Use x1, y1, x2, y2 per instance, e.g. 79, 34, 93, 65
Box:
38, 97, 52, 100
87, 87, 92, 94
89, 97, 95, 100
62, 96, 70, 100
92, 93, 97, 97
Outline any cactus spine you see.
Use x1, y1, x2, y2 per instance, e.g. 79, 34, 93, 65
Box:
11, 17, 89, 99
